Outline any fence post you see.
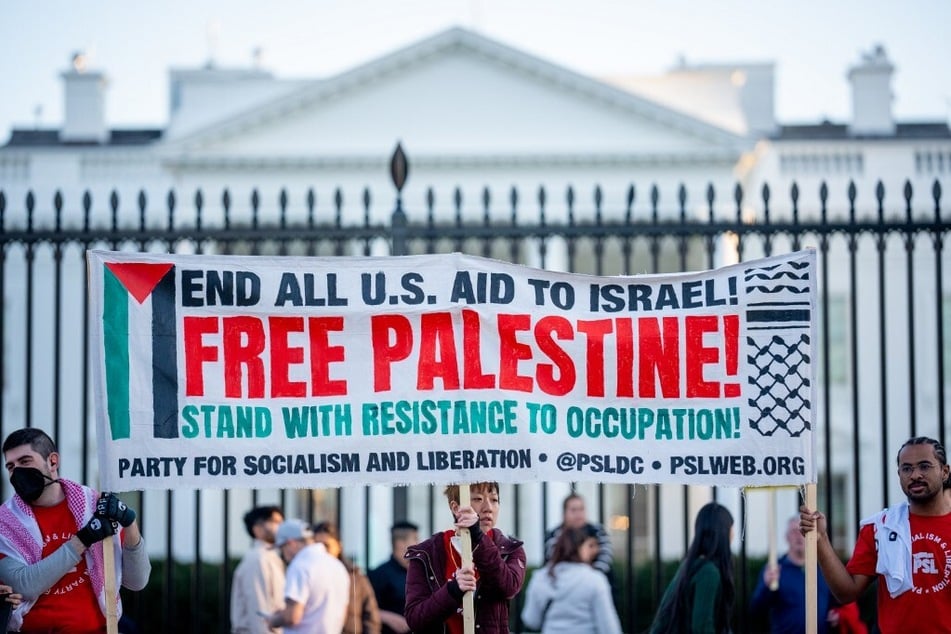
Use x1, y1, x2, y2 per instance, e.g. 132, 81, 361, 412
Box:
390, 142, 409, 257
387, 142, 411, 521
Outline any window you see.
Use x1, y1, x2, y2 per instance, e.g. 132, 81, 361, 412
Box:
915, 149, 951, 174
779, 152, 865, 176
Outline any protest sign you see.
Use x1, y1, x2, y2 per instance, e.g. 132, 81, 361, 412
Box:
88, 249, 816, 491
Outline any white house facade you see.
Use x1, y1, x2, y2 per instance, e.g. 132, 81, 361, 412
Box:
1, 28, 948, 569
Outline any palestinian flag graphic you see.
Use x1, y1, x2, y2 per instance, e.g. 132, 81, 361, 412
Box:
102, 261, 179, 440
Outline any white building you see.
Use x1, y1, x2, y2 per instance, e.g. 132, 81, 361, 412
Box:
1, 28, 948, 569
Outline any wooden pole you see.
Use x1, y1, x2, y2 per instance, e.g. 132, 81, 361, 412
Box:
768, 489, 779, 590
804, 483, 818, 634
458, 485, 475, 634
103, 533, 119, 634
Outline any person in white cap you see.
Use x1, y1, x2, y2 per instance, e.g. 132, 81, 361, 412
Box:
265, 518, 350, 633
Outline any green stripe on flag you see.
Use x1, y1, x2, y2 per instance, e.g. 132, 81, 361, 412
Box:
104, 269, 131, 440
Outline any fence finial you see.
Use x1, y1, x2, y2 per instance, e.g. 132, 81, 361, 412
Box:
390, 142, 409, 193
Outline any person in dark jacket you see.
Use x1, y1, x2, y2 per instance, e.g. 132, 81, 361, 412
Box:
404, 482, 526, 634
749, 516, 839, 634
369, 520, 418, 634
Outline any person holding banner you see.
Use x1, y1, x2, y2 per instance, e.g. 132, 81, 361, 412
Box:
0, 427, 151, 633
230, 505, 286, 634
650, 502, 735, 634
800, 436, 951, 634
404, 482, 526, 634
521, 525, 621, 634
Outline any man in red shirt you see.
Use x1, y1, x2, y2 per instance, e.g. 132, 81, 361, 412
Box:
0, 428, 151, 633
800, 436, 951, 634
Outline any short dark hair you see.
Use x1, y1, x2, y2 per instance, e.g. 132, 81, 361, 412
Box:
311, 521, 337, 537
897, 437, 947, 466
242, 505, 282, 539
443, 482, 499, 505
391, 520, 419, 544
2, 428, 57, 459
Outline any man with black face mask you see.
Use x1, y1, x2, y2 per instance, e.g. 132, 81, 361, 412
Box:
0, 428, 151, 632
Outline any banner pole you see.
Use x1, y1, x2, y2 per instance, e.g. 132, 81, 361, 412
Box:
103, 534, 119, 634
458, 484, 475, 634
768, 489, 778, 590
804, 483, 817, 634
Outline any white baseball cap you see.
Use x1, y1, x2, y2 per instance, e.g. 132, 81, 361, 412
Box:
275, 519, 313, 548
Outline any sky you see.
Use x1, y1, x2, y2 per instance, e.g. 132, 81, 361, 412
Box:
1, 0, 950, 139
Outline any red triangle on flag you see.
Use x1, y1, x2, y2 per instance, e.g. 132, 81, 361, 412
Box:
105, 262, 174, 304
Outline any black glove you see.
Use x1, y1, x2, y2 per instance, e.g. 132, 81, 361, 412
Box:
466, 519, 483, 544
76, 516, 117, 547
456, 510, 483, 544
96, 492, 136, 527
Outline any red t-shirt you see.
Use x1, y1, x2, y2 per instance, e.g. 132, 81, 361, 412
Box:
20, 500, 104, 634
846, 512, 951, 634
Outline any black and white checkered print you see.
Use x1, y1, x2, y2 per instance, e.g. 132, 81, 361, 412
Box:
744, 259, 812, 437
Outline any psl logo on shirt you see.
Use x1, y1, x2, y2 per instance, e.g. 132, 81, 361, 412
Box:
102, 262, 179, 441
910, 531, 951, 595
914, 552, 939, 575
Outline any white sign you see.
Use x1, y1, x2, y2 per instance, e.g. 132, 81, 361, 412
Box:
88, 250, 817, 491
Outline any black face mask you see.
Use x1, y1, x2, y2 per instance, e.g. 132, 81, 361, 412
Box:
10, 467, 57, 503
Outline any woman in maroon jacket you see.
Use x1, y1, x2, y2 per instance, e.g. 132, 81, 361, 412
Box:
404, 482, 526, 634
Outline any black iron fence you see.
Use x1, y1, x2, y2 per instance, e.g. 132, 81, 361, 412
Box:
0, 149, 948, 633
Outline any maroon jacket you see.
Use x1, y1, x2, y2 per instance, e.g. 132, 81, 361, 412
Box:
404, 528, 526, 634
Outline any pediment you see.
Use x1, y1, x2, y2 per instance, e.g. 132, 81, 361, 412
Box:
162, 28, 745, 163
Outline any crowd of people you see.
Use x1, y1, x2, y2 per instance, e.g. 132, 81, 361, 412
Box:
4, 427, 951, 632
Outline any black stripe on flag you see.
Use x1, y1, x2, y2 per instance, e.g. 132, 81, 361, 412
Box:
152, 269, 179, 439
746, 309, 810, 323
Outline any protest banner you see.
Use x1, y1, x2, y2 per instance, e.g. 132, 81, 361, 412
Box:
88, 249, 816, 492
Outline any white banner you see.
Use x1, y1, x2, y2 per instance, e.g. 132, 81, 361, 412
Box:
88, 250, 817, 491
